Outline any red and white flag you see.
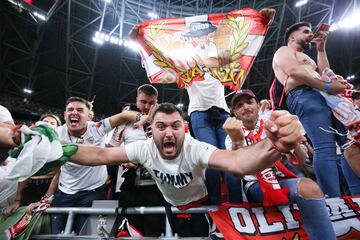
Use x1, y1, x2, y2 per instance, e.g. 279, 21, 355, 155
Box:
134, 8, 270, 90
209, 196, 360, 239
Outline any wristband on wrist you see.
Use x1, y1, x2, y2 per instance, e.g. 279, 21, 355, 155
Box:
324, 81, 331, 92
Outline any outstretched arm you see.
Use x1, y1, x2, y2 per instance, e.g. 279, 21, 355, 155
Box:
209, 111, 304, 177
108, 110, 140, 129
70, 144, 130, 166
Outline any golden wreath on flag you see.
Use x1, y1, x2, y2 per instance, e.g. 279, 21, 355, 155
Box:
134, 8, 271, 90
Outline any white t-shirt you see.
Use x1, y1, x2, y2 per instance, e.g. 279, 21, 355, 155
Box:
187, 72, 230, 115
125, 136, 217, 207
57, 119, 112, 194
0, 166, 17, 207
109, 123, 155, 189
0, 105, 13, 123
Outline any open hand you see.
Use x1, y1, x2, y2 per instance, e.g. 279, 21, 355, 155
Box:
133, 104, 158, 128
259, 8, 276, 25
3, 201, 20, 216
128, 24, 140, 40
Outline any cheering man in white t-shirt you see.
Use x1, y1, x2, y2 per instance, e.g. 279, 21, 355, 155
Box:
68, 103, 303, 207
45, 97, 147, 234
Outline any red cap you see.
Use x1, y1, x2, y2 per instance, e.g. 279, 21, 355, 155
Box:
231, 89, 258, 108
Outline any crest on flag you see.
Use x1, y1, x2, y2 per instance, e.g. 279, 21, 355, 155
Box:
134, 8, 270, 90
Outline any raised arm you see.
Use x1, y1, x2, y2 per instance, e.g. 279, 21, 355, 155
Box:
209, 111, 304, 177
313, 31, 330, 74
69, 144, 130, 166
108, 110, 140, 129
109, 105, 155, 129
274, 47, 345, 95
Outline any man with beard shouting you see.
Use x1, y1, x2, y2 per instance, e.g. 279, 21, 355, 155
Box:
65, 102, 304, 237
272, 22, 360, 197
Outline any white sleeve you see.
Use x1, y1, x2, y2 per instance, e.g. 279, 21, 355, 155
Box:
0, 105, 13, 123
108, 125, 125, 147
88, 118, 113, 138
124, 141, 144, 164
191, 138, 217, 168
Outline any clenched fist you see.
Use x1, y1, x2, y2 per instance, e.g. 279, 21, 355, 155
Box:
264, 110, 305, 152
223, 117, 245, 143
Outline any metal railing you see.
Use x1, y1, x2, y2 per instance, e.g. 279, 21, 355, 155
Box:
36, 205, 218, 238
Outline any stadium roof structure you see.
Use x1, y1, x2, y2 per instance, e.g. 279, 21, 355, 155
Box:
0, 0, 359, 115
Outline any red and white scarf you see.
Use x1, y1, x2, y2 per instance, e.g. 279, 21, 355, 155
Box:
244, 119, 297, 207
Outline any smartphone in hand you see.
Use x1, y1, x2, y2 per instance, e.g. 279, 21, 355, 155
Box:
314, 23, 330, 36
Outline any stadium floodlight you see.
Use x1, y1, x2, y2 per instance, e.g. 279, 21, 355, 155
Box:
346, 75, 355, 80
92, 37, 104, 45
91, 31, 141, 51
148, 12, 159, 19
330, 10, 360, 32
127, 41, 139, 51
177, 103, 184, 108
295, 0, 308, 7
23, 88, 33, 94
33, 12, 46, 21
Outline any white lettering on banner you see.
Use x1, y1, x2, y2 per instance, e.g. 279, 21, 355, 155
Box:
327, 197, 360, 236
334, 101, 356, 123
229, 207, 256, 235
252, 207, 285, 234
327, 198, 356, 220
351, 197, 360, 207
277, 205, 300, 230
225, 198, 360, 237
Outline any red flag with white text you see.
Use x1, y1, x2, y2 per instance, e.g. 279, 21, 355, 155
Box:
209, 196, 360, 239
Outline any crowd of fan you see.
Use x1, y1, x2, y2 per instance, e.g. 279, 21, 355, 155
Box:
1, 17, 360, 239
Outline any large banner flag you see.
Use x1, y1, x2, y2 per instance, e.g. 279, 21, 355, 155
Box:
209, 196, 360, 239
134, 8, 270, 90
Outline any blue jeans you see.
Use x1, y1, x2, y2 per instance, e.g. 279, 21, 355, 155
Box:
191, 108, 242, 204
287, 88, 360, 196
248, 179, 335, 240
51, 185, 106, 234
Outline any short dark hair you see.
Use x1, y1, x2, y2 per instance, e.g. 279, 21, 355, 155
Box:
122, 103, 139, 112
284, 21, 311, 45
152, 103, 185, 120
66, 97, 91, 109
352, 90, 360, 100
39, 113, 62, 126
137, 84, 158, 97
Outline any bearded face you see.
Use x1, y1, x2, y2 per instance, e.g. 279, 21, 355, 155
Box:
292, 26, 314, 51
152, 112, 185, 160
297, 39, 311, 51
